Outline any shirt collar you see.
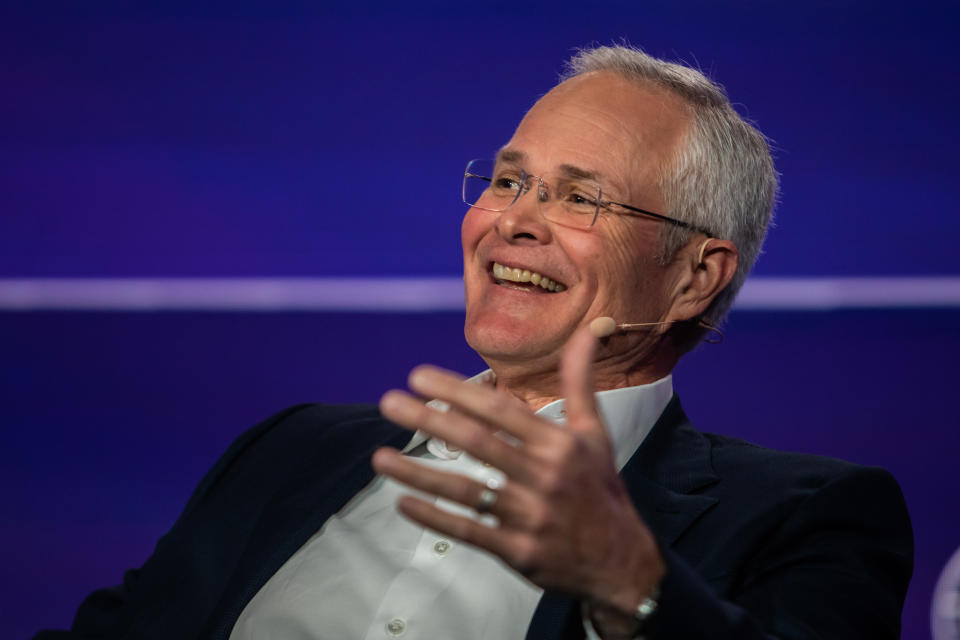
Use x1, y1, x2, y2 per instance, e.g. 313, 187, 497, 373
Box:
401, 370, 496, 456
406, 369, 673, 471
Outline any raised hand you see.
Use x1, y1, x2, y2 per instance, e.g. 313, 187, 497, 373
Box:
372, 328, 664, 632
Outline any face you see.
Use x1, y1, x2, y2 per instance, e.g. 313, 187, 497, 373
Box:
462, 71, 693, 375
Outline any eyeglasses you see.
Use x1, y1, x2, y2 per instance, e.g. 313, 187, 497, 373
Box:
462, 158, 714, 236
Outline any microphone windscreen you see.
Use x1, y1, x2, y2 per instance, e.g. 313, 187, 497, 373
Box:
589, 316, 617, 338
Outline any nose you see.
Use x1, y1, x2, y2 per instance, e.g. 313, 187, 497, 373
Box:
495, 178, 553, 245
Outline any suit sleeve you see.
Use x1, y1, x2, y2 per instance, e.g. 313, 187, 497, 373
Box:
645, 466, 913, 640
32, 404, 314, 640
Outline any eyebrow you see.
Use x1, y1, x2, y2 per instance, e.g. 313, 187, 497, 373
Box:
495, 148, 526, 165
557, 164, 599, 182
495, 148, 603, 183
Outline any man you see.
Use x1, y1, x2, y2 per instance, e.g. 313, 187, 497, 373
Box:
37, 45, 912, 639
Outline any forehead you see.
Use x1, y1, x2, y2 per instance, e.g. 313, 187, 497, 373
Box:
504, 71, 690, 199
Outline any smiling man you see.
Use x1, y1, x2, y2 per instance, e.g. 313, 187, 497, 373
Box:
458, 68, 731, 399
37, 46, 912, 640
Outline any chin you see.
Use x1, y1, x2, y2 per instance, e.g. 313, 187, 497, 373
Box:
464, 314, 568, 365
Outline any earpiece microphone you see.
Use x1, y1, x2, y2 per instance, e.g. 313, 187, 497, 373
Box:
590, 238, 723, 339
589, 239, 720, 340
588, 316, 672, 338
589, 315, 724, 343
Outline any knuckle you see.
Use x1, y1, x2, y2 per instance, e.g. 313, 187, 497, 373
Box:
550, 432, 593, 469
456, 479, 479, 505
538, 466, 566, 495
555, 432, 582, 458
459, 425, 486, 451
525, 503, 552, 534
509, 536, 540, 571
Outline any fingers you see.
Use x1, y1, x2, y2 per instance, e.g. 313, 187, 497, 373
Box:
394, 493, 521, 564
372, 447, 528, 524
561, 327, 602, 433
370, 335, 643, 599
379, 390, 536, 483
405, 366, 550, 443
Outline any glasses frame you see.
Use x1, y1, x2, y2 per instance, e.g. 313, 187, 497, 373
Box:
463, 159, 716, 238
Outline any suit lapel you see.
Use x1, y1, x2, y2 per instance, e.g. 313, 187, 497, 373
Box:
620, 395, 719, 546
526, 395, 718, 640
206, 413, 411, 640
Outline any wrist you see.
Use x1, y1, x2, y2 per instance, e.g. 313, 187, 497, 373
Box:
588, 581, 662, 639
587, 552, 666, 639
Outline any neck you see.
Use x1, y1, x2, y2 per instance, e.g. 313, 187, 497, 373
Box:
485, 341, 679, 412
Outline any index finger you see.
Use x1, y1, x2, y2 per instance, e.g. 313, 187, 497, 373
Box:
407, 365, 552, 443
378, 388, 535, 483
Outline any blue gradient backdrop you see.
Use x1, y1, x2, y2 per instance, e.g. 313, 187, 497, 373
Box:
1, 2, 957, 638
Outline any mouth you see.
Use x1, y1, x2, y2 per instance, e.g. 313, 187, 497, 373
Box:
489, 261, 567, 293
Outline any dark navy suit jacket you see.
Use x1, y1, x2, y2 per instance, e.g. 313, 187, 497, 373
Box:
36, 397, 913, 639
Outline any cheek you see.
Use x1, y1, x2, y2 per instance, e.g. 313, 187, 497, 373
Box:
590, 223, 666, 307
598, 223, 658, 280
461, 208, 490, 256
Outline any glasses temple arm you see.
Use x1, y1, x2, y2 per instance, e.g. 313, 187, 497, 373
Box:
604, 200, 716, 238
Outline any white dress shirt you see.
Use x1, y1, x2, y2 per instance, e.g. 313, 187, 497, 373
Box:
230, 372, 673, 640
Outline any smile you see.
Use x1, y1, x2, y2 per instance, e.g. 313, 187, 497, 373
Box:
490, 262, 567, 292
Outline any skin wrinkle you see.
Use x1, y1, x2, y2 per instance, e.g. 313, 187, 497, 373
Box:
462, 71, 707, 411
562, 47, 777, 330
504, 75, 686, 209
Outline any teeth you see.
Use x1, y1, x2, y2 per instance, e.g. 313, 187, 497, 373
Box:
492, 262, 566, 292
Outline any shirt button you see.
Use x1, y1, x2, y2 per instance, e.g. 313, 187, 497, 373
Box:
433, 540, 451, 556
386, 618, 406, 636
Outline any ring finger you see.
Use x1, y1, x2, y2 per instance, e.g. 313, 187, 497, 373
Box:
372, 447, 525, 522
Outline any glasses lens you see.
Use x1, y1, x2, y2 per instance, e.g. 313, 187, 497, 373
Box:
539, 178, 601, 228
461, 159, 601, 228
463, 159, 522, 211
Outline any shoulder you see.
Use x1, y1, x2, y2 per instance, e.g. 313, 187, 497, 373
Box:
218, 402, 404, 472
179, 403, 404, 516
705, 431, 864, 481
229, 402, 389, 452
671, 429, 912, 606
702, 430, 902, 502
693, 430, 912, 561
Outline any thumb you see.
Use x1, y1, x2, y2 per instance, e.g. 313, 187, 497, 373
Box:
561, 327, 605, 440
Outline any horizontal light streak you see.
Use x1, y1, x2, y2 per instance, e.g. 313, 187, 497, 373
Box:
0, 277, 958, 311
734, 277, 960, 310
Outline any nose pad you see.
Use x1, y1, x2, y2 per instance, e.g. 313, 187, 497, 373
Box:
536, 179, 549, 204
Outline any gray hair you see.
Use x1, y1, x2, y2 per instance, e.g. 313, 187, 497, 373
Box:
560, 45, 778, 328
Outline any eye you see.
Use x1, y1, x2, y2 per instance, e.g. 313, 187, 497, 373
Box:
568, 193, 594, 205
563, 186, 600, 213
491, 171, 523, 195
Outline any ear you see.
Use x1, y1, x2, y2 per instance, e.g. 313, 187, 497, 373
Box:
665, 237, 739, 323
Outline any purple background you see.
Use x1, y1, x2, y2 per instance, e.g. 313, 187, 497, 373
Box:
2, 2, 958, 638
